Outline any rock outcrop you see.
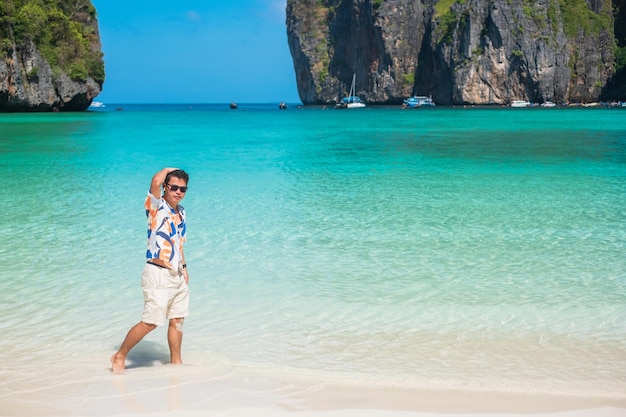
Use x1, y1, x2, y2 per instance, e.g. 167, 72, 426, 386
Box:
0, 1, 104, 111
286, 0, 616, 105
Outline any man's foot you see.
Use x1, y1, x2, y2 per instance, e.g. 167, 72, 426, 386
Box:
111, 353, 126, 373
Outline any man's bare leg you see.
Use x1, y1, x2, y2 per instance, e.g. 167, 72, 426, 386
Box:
168, 318, 184, 365
111, 321, 157, 373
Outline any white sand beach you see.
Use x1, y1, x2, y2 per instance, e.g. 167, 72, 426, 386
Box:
2, 358, 625, 417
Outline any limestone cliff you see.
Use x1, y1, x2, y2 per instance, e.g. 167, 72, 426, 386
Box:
0, 1, 104, 111
286, 0, 616, 105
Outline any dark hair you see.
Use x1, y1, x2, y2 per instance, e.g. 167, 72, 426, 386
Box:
165, 169, 189, 185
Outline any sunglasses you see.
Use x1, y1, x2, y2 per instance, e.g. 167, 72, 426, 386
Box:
166, 184, 188, 193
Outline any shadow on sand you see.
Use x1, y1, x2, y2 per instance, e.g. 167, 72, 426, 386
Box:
118, 341, 171, 370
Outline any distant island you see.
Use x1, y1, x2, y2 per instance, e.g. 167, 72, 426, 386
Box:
3, 0, 625, 110
0, 0, 104, 111
286, 0, 626, 105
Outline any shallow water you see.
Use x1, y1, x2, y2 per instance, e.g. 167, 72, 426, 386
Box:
1, 104, 625, 399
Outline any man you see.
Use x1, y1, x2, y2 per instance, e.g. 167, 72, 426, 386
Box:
111, 167, 190, 373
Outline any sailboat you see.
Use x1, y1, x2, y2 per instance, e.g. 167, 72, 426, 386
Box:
335, 74, 366, 109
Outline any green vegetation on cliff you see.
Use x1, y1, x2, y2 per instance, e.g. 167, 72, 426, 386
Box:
604, 0, 626, 98
433, 0, 613, 43
0, 0, 104, 84
559, 0, 612, 37
616, 0, 626, 70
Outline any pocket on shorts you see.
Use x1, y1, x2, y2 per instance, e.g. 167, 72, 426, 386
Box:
141, 264, 164, 289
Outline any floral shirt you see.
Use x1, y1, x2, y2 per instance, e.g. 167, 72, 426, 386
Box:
145, 191, 186, 270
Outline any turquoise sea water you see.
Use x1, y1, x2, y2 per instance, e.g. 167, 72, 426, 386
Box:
1, 104, 625, 399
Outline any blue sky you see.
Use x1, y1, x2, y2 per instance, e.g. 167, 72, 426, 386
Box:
91, 0, 300, 104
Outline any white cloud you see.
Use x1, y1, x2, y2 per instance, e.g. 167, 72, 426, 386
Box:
186, 10, 201, 22
263, 0, 286, 23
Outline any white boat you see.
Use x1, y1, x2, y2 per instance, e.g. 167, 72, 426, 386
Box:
336, 74, 366, 109
89, 101, 105, 108
541, 101, 556, 107
403, 95, 436, 108
510, 100, 530, 107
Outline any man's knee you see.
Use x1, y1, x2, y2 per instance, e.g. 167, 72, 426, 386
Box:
170, 318, 184, 332
141, 322, 158, 331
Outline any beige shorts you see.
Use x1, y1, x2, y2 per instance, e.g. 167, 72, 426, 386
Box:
141, 263, 189, 326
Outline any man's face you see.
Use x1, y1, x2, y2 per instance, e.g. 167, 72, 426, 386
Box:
163, 176, 187, 207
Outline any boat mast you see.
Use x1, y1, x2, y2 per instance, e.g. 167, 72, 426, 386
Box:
350, 73, 356, 98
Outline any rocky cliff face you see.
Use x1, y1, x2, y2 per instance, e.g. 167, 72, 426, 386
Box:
0, 1, 104, 112
286, 0, 616, 105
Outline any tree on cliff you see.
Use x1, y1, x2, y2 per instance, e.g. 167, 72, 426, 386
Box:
1, 0, 103, 83
0, 0, 104, 111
